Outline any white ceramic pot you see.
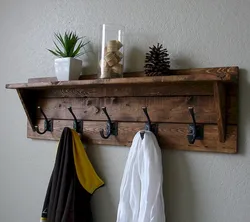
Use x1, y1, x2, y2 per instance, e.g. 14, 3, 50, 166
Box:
54, 58, 82, 81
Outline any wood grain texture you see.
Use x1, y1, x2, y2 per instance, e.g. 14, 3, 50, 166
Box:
226, 83, 238, 96
214, 82, 226, 142
27, 120, 237, 153
172, 67, 238, 79
35, 96, 215, 123
28, 77, 57, 83
38, 83, 237, 98
6, 66, 239, 90
35, 96, 237, 124
38, 82, 214, 97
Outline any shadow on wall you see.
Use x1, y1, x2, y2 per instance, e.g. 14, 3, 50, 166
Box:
162, 150, 196, 222
238, 68, 248, 155
91, 185, 118, 221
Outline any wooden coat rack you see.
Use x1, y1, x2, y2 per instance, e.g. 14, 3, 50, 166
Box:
6, 66, 239, 154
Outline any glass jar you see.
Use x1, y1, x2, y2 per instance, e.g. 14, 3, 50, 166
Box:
98, 24, 125, 79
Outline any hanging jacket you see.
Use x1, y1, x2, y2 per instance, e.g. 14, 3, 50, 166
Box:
40, 127, 104, 222
116, 131, 166, 222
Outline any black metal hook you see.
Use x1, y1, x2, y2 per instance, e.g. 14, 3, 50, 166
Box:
187, 107, 204, 144
142, 107, 152, 131
100, 107, 118, 139
141, 107, 158, 139
35, 106, 53, 135
68, 107, 83, 133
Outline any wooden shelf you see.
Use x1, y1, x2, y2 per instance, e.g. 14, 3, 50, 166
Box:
5, 66, 239, 154
6, 67, 238, 90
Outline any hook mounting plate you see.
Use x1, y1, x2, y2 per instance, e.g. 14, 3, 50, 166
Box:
44, 119, 53, 132
73, 120, 83, 134
145, 123, 158, 136
107, 121, 118, 136
188, 124, 204, 140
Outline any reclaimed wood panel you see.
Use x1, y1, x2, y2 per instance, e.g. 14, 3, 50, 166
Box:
35, 96, 237, 124
172, 67, 238, 79
26, 68, 239, 82
27, 120, 237, 153
226, 83, 238, 96
37, 82, 214, 98
28, 77, 57, 83
36, 96, 216, 123
6, 66, 239, 153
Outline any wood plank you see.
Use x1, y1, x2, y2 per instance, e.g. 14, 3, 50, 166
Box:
28, 76, 238, 98
38, 82, 214, 97
36, 96, 217, 124
5, 66, 239, 90
38, 83, 237, 98
172, 66, 238, 79
214, 82, 226, 142
27, 120, 237, 154
28, 77, 57, 83
226, 83, 238, 96
35, 96, 237, 124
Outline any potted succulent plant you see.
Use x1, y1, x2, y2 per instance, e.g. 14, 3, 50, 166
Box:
48, 31, 90, 81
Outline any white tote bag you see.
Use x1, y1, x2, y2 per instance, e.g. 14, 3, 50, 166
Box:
116, 131, 166, 222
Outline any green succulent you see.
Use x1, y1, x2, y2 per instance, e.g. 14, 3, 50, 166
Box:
48, 31, 90, 58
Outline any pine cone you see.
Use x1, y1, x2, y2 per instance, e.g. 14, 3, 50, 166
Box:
144, 43, 170, 76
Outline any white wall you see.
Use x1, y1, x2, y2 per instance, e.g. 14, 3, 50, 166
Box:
0, 0, 250, 221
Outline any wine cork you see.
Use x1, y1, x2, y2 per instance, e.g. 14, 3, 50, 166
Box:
105, 52, 119, 67
107, 40, 118, 52
112, 64, 123, 74
99, 39, 123, 78
116, 40, 123, 49
100, 66, 111, 79
99, 59, 108, 68
115, 51, 123, 61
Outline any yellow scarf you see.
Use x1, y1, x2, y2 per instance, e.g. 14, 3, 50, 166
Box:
71, 129, 104, 194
